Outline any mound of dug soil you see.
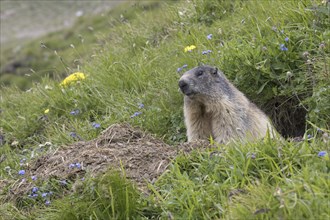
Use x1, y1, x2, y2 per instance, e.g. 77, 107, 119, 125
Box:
6, 124, 209, 201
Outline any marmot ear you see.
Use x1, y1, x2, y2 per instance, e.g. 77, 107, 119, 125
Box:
212, 67, 218, 75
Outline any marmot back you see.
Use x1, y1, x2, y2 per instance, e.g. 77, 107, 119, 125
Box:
178, 65, 275, 144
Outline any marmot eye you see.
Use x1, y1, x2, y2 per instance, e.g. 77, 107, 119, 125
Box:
196, 71, 203, 77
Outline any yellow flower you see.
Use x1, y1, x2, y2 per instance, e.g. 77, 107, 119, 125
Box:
44, 109, 50, 114
184, 45, 196, 52
60, 72, 86, 87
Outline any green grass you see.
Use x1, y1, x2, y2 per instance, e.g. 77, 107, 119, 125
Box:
0, 0, 329, 219
151, 137, 329, 219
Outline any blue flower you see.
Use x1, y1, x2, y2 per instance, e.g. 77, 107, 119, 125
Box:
19, 158, 26, 166
69, 132, 83, 140
45, 200, 51, 206
285, 37, 289, 42
130, 112, 142, 118
307, 134, 313, 139
69, 163, 76, 168
202, 50, 212, 55
32, 187, 38, 193
70, 109, 80, 115
18, 170, 25, 175
280, 44, 288, 51
317, 128, 323, 133
92, 122, 101, 129
247, 152, 256, 159
75, 163, 81, 169
138, 103, 144, 109
28, 194, 37, 198
318, 151, 327, 157
70, 132, 77, 138
42, 192, 48, 197
177, 64, 188, 73
207, 34, 213, 40
31, 175, 37, 181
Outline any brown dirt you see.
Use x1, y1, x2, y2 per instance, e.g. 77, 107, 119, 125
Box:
4, 123, 209, 202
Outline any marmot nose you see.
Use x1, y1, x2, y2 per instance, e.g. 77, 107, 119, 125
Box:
179, 80, 188, 91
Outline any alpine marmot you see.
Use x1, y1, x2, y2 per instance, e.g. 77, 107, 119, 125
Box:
178, 65, 275, 144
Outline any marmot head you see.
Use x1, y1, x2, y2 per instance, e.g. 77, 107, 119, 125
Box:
178, 65, 232, 100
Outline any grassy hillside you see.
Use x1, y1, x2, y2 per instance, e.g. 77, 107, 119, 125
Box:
0, 0, 329, 219
0, 1, 125, 90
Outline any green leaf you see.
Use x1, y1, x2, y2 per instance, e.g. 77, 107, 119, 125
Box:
257, 81, 269, 94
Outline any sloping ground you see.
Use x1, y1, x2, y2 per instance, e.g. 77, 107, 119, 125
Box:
3, 124, 208, 202
0, 1, 121, 46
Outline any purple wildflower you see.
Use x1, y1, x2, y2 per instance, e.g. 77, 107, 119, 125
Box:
318, 151, 327, 157
32, 187, 39, 193
285, 37, 289, 42
177, 64, 188, 73
18, 170, 25, 175
202, 50, 212, 55
75, 162, 81, 169
92, 122, 101, 129
42, 192, 48, 197
69, 163, 76, 168
138, 103, 144, 109
31, 175, 37, 181
130, 112, 142, 118
70, 109, 80, 115
247, 152, 256, 159
280, 44, 288, 51
70, 132, 77, 138
317, 128, 323, 133
28, 194, 37, 198
45, 200, 51, 206
207, 34, 213, 40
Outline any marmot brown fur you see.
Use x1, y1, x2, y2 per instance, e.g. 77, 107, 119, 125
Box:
178, 65, 275, 144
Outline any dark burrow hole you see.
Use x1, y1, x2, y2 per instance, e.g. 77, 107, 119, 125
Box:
265, 97, 307, 138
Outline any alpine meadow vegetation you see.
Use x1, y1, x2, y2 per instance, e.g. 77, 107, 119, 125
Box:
0, 0, 329, 219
